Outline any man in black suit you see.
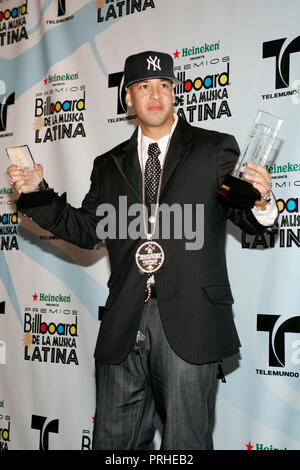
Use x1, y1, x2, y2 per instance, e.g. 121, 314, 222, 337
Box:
7, 51, 277, 450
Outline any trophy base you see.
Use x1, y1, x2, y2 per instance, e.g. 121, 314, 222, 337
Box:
216, 173, 261, 208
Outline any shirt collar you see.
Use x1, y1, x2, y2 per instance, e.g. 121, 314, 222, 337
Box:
138, 114, 178, 163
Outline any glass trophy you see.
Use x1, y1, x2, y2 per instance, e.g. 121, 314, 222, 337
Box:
217, 110, 283, 208
6, 144, 45, 190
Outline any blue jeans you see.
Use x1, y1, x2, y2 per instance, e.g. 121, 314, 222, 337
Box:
92, 298, 218, 450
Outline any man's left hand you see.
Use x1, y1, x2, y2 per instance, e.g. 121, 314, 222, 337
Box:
242, 162, 271, 210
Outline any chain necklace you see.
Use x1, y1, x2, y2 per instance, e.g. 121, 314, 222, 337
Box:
135, 131, 172, 277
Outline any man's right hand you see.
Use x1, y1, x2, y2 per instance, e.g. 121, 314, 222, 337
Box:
7, 164, 44, 194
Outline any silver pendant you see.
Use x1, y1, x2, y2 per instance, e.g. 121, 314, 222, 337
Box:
135, 241, 165, 274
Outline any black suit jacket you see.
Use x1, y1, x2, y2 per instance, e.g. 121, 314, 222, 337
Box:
18, 117, 272, 365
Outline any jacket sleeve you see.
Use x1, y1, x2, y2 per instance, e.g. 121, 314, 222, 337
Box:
215, 133, 277, 234
17, 158, 102, 249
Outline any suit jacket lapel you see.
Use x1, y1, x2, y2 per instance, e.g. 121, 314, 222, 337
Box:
160, 117, 193, 200
111, 127, 142, 202
111, 117, 193, 203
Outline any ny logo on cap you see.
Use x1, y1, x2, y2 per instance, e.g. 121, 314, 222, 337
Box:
147, 55, 161, 72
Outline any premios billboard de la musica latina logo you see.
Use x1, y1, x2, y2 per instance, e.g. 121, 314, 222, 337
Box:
241, 196, 300, 249
0, 211, 19, 251
96, 0, 155, 23
107, 39, 231, 125
262, 35, 300, 103
23, 291, 79, 365
33, 71, 87, 143
0, 0, 28, 47
172, 40, 231, 124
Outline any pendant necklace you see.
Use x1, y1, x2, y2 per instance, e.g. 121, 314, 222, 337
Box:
135, 132, 171, 278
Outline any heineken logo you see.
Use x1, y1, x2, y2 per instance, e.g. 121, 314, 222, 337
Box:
32, 292, 71, 303
267, 162, 300, 175
44, 72, 79, 85
173, 40, 220, 59
246, 441, 288, 451
0, 187, 13, 195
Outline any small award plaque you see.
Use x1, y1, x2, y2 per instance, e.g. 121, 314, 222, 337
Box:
6, 145, 35, 171
6, 145, 45, 191
217, 110, 283, 208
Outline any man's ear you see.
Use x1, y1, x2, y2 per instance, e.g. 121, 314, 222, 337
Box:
171, 86, 175, 104
125, 88, 132, 107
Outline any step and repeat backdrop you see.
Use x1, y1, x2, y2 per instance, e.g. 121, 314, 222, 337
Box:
0, 0, 300, 451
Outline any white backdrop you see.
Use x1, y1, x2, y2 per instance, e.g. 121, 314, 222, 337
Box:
0, 0, 300, 451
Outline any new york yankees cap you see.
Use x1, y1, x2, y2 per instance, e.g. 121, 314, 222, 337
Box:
123, 50, 181, 88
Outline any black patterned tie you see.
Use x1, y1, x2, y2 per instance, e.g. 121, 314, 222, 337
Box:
144, 143, 161, 302
144, 142, 161, 209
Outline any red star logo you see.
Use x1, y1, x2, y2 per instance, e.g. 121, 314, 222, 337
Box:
173, 49, 180, 59
32, 293, 38, 301
44, 78, 47, 85
246, 441, 254, 450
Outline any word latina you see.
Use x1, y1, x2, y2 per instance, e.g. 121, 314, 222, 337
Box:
98, 0, 155, 23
